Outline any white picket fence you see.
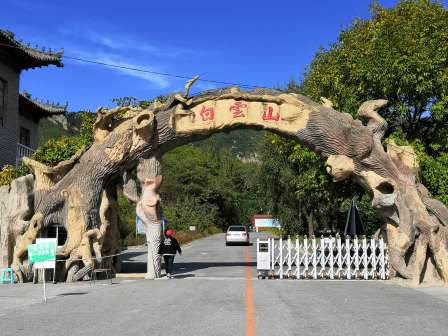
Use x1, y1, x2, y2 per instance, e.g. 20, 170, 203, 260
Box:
258, 236, 389, 280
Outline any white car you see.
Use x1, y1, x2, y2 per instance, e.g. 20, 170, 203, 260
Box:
225, 226, 250, 245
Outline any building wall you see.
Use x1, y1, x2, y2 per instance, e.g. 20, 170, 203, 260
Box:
0, 61, 19, 168
18, 112, 39, 150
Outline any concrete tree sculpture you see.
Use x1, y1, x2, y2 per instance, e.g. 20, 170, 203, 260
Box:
2, 85, 447, 284
123, 157, 163, 279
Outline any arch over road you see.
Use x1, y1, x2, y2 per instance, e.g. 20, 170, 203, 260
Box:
7, 85, 448, 285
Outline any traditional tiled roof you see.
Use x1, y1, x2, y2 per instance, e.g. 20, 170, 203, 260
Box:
19, 93, 67, 118
0, 30, 63, 70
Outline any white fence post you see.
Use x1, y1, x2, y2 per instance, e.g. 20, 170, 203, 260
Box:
336, 236, 342, 279
304, 236, 309, 279
319, 237, 325, 278
295, 237, 300, 279
312, 237, 317, 279
287, 236, 292, 276
279, 237, 283, 279
362, 236, 368, 280
346, 236, 351, 280
354, 236, 359, 279
370, 238, 376, 279
329, 238, 334, 280
379, 237, 385, 280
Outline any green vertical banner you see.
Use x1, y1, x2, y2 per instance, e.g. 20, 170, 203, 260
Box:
28, 242, 56, 263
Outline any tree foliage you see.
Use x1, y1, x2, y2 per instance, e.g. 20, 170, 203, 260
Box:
300, 0, 448, 148
259, 1, 448, 236
32, 112, 95, 166
421, 152, 448, 205
160, 143, 264, 232
300, 0, 448, 205
259, 134, 381, 236
0, 112, 95, 185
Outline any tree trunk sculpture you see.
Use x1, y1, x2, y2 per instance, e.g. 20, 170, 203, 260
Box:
6, 86, 448, 284
123, 157, 163, 279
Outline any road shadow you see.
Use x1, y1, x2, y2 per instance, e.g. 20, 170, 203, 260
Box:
174, 261, 256, 275
119, 250, 148, 273
120, 251, 147, 259
120, 262, 147, 273
170, 274, 196, 279
57, 292, 89, 297
120, 261, 256, 274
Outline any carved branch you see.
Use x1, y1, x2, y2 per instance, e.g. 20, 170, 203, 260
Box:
23, 147, 85, 190
320, 97, 334, 109
387, 140, 420, 178
184, 76, 200, 98
131, 111, 155, 151
94, 107, 117, 143
94, 106, 142, 143
357, 99, 388, 140
325, 154, 354, 182
122, 172, 139, 203
417, 184, 448, 226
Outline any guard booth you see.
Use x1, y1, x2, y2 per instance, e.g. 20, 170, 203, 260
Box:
257, 239, 271, 279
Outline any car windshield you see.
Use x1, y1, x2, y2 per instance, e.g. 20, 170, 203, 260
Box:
228, 226, 246, 232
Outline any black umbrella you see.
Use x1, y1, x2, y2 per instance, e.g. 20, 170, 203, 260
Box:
344, 199, 366, 236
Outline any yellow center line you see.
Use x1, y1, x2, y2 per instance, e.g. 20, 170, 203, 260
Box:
245, 247, 256, 336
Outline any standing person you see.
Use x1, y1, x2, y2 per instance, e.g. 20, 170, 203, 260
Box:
158, 229, 182, 278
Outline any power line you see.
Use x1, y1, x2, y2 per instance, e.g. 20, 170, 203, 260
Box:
63, 55, 259, 88
0, 43, 434, 161
0, 42, 259, 88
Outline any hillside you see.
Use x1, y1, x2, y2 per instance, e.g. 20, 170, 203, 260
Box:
38, 111, 90, 146
194, 129, 265, 159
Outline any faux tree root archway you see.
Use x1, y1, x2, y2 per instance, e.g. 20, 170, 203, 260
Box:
3, 85, 448, 284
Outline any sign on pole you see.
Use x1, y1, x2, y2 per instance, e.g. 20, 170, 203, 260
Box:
136, 215, 146, 235
28, 241, 56, 263
28, 239, 56, 303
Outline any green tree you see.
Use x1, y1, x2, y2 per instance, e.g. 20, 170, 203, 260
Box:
421, 153, 448, 205
259, 134, 376, 236
0, 112, 96, 186
32, 112, 95, 166
160, 144, 263, 231
261, 0, 448, 237
301, 0, 448, 148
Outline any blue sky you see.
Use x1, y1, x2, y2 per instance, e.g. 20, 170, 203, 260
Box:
1, 0, 399, 111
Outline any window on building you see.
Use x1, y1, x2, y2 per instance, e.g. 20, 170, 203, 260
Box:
0, 78, 6, 126
19, 127, 31, 147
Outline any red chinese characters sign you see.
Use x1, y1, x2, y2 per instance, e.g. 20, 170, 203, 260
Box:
262, 105, 280, 121
199, 105, 215, 121
229, 102, 248, 118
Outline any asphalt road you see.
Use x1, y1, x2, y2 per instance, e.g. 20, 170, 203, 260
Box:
1, 233, 448, 336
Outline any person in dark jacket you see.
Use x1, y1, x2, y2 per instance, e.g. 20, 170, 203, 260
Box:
158, 229, 182, 278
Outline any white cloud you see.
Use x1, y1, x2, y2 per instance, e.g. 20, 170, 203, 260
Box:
21, 25, 211, 89
67, 49, 171, 89
59, 27, 201, 58
89, 32, 201, 58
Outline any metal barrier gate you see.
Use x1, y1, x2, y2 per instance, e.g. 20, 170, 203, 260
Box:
257, 236, 389, 280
